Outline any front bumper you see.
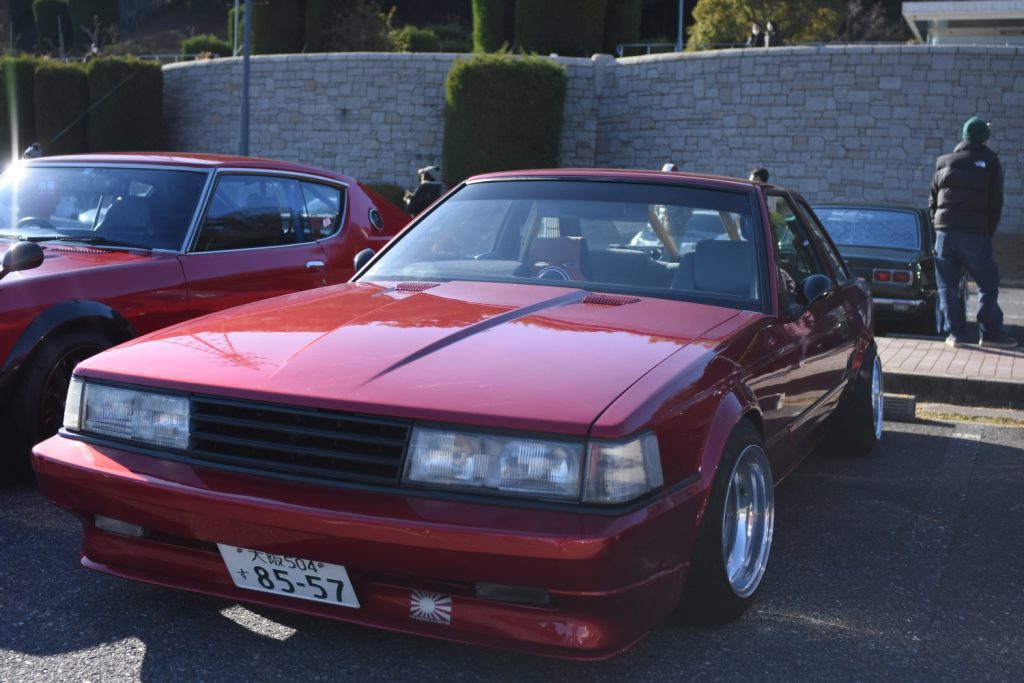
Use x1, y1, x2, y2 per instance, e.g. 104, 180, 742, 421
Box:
33, 434, 705, 660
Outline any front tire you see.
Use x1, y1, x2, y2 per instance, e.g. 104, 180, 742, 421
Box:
682, 421, 774, 625
9, 328, 113, 470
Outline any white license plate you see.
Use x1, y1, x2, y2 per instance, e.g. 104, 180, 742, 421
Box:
217, 544, 360, 608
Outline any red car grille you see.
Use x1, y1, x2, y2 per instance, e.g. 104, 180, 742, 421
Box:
188, 396, 412, 485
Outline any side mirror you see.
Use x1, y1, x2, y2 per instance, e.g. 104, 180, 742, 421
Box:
353, 247, 375, 273
802, 273, 833, 306
0, 240, 44, 280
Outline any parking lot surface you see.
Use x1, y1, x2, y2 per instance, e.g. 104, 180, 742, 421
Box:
2, 417, 1022, 681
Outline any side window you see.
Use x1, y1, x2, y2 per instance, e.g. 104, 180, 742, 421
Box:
797, 199, 851, 282
194, 175, 302, 252
766, 193, 825, 310
300, 182, 344, 240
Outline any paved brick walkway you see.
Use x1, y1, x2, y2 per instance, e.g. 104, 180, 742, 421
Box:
877, 336, 1024, 408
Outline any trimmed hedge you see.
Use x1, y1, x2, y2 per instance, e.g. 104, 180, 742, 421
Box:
442, 53, 565, 186
426, 23, 471, 52
33, 0, 74, 50
603, 0, 642, 54
392, 26, 441, 53
34, 60, 88, 155
251, 0, 304, 55
68, 0, 119, 41
182, 33, 232, 57
515, 0, 607, 57
304, 0, 335, 52
0, 56, 38, 160
86, 57, 163, 152
472, 0, 513, 52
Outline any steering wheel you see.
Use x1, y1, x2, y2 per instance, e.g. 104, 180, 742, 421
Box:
17, 216, 57, 231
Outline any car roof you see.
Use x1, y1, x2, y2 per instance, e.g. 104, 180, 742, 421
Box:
467, 168, 760, 192
811, 201, 924, 213
25, 152, 352, 182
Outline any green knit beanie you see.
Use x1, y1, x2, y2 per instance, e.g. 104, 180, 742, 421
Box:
962, 116, 991, 142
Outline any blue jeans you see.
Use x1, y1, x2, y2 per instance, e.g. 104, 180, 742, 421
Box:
934, 230, 1004, 340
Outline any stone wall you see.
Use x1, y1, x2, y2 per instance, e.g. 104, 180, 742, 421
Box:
163, 46, 1022, 240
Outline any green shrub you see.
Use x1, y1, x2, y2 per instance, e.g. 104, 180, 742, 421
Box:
68, 0, 118, 43
426, 23, 471, 52
33, 60, 88, 155
33, 0, 74, 50
472, 0, 513, 52
392, 26, 440, 52
86, 57, 163, 152
322, 0, 394, 52
182, 33, 232, 57
515, 0, 607, 56
251, 0, 305, 54
603, 0, 641, 54
442, 52, 565, 186
0, 56, 38, 161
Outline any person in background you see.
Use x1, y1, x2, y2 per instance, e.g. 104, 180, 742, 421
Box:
749, 167, 769, 183
930, 116, 1016, 349
746, 23, 764, 48
404, 165, 444, 217
766, 20, 784, 46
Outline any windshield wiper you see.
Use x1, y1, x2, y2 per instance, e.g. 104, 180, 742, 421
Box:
46, 235, 152, 251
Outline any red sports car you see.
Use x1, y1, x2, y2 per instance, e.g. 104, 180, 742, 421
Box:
33, 169, 882, 659
0, 153, 407, 464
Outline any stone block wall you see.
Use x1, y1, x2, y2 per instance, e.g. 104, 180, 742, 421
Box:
163, 46, 1022, 238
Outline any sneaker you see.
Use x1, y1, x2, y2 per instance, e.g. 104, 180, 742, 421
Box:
979, 334, 1019, 349
945, 335, 967, 348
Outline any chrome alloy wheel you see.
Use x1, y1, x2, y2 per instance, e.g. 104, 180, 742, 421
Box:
871, 354, 884, 441
720, 444, 774, 598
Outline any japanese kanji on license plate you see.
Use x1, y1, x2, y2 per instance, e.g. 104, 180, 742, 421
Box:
217, 544, 360, 608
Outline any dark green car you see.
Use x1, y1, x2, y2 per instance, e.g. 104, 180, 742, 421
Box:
813, 204, 968, 336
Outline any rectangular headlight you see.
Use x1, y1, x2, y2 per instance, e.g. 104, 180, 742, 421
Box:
584, 433, 663, 504
74, 382, 190, 450
404, 427, 583, 500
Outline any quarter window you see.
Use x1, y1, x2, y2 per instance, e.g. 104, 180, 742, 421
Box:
299, 181, 344, 240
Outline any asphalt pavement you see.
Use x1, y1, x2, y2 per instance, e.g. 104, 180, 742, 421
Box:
2, 416, 1022, 681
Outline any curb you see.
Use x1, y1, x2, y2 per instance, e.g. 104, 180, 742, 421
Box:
884, 371, 1024, 410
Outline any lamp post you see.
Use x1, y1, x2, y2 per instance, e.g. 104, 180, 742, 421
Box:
239, 0, 252, 156
675, 0, 685, 52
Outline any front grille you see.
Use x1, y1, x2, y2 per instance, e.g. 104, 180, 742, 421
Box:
189, 396, 412, 485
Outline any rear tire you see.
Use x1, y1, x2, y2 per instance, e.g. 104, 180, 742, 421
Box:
682, 421, 774, 625
828, 343, 883, 456
9, 328, 114, 470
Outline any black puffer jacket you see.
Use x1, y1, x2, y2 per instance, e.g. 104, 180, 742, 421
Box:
929, 141, 1004, 236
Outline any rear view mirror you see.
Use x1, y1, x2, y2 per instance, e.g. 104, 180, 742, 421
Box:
802, 273, 833, 306
353, 248, 375, 273
0, 240, 44, 280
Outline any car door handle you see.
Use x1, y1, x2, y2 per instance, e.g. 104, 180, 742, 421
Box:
306, 260, 326, 271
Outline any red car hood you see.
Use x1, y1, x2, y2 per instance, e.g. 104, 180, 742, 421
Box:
78, 281, 742, 434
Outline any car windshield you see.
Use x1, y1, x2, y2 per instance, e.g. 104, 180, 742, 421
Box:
0, 164, 209, 250
360, 179, 766, 310
814, 207, 922, 251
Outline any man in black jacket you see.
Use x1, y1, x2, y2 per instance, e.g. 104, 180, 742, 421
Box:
929, 116, 1016, 348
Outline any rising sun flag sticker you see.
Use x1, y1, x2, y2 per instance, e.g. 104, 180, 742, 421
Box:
410, 591, 453, 625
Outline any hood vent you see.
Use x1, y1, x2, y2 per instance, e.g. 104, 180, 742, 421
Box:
581, 294, 640, 306
395, 282, 440, 292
